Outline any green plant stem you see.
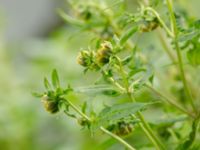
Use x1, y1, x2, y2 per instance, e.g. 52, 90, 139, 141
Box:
145, 7, 174, 38
65, 98, 136, 150
166, 0, 196, 113
141, 0, 177, 64
143, 0, 195, 117
130, 94, 165, 150
145, 84, 195, 118
66, 99, 91, 121
137, 112, 165, 150
157, 30, 177, 64
97, 64, 126, 92
100, 127, 136, 150
115, 57, 165, 150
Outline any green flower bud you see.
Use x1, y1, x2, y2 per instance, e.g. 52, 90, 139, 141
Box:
77, 6, 92, 21
107, 121, 134, 136
115, 122, 133, 136
80, 10, 92, 20
77, 118, 89, 126
139, 18, 159, 32
96, 42, 113, 65
41, 95, 59, 114
77, 50, 92, 67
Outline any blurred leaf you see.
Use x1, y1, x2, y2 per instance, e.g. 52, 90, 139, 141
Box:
101, 89, 120, 97
82, 101, 87, 113
44, 77, 51, 90
93, 102, 151, 129
179, 31, 199, 42
120, 26, 137, 45
57, 9, 83, 26
75, 85, 120, 96
128, 68, 146, 77
95, 138, 116, 150
187, 49, 200, 66
32, 92, 43, 98
150, 115, 188, 127
122, 55, 133, 65
176, 118, 200, 150
51, 69, 60, 89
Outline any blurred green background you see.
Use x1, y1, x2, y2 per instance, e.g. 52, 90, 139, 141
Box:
0, 0, 200, 150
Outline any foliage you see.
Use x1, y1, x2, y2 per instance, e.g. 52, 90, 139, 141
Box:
34, 0, 200, 150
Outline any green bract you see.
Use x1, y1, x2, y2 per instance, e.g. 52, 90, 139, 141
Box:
41, 95, 59, 114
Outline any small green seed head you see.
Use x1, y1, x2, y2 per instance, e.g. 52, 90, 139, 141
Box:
77, 118, 89, 126
139, 18, 159, 32
41, 95, 59, 114
116, 122, 133, 136
77, 50, 92, 67
96, 42, 113, 65
80, 10, 92, 20
107, 121, 134, 136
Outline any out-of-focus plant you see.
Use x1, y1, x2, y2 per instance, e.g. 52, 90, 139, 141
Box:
35, 0, 200, 149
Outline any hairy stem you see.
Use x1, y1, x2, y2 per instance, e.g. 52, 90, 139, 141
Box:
65, 99, 91, 121
166, 0, 196, 113
157, 30, 177, 64
145, 7, 174, 38
65, 98, 136, 150
100, 127, 136, 150
115, 58, 165, 150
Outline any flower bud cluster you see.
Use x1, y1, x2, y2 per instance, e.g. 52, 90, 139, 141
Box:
107, 121, 134, 136
139, 17, 159, 32
77, 41, 113, 69
41, 95, 59, 114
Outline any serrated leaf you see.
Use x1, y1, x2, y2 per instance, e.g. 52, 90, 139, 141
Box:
93, 102, 151, 130
51, 69, 60, 89
44, 77, 51, 90
120, 26, 137, 45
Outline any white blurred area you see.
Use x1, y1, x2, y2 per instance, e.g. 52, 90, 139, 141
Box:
0, 0, 63, 42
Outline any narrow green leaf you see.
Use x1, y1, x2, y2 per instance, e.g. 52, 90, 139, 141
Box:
32, 92, 43, 98
57, 9, 83, 26
120, 26, 137, 45
81, 101, 87, 113
122, 55, 133, 65
75, 85, 120, 96
44, 77, 51, 90
51, 69, 60, 89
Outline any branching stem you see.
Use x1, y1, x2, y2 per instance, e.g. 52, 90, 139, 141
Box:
166, 0, 197, 113
114, 57, 166, 150
64, 98, 136, 150
145, 7, 174, 38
